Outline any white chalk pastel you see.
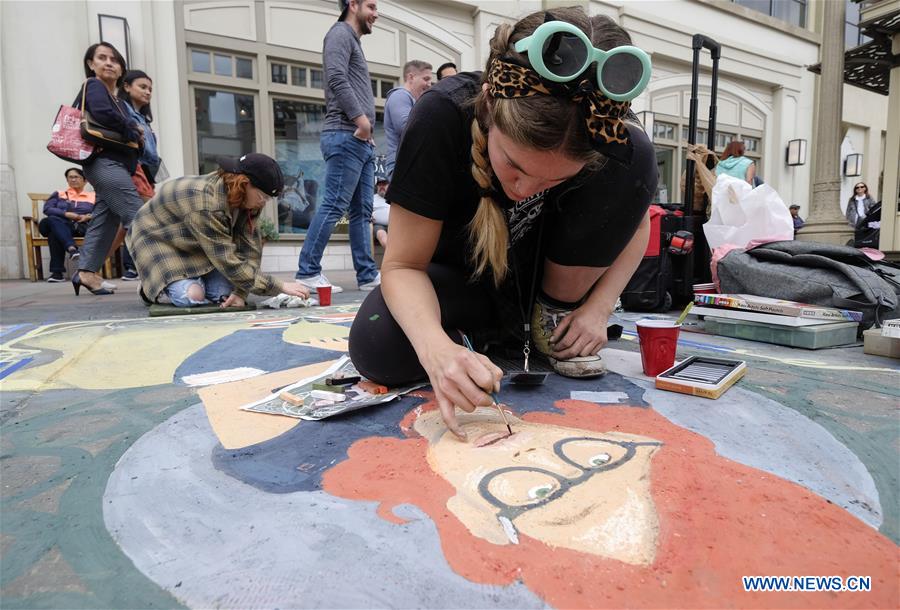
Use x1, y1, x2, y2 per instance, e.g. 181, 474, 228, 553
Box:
310, 389, 346, 402
181, 367, 265, 387
569, 391, 629, 404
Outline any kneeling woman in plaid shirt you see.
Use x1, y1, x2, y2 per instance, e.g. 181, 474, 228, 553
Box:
127, 153, 309, 307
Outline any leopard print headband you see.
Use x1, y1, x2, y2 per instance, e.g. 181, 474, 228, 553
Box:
487, 58, 632, 164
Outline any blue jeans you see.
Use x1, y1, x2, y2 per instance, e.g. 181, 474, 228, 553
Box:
165, 270, 233, 307
38, 216, 79, 274
296, 130, 378, 285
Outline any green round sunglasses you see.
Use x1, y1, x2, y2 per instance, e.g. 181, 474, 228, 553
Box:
513, 21, 652, 102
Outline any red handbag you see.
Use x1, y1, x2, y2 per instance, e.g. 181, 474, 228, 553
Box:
47, 81, 95, 163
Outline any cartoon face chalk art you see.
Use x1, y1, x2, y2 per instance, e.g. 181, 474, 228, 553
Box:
3, 310, 898, 609
414, 408, 662, 564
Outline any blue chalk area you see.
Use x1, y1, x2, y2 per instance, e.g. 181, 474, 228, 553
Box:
0, 324, 32, 340
173, 328, 345, 385
0, 357, 34, 380
212, 394, 424, 494
213, 371, 647, 494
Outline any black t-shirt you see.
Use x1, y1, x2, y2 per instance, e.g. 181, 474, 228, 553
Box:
386, 71, 656, 275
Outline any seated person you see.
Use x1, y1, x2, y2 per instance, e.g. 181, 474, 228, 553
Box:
120, 243, 139, 281
127, 154, 310, 307
789, 204, 804, 234
39, 168, 95, 282
373, 173, 390, 248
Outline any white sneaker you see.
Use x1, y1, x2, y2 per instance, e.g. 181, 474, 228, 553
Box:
297, 273, 344, 294
358, 272, 381, 292
531, 297, 606, 378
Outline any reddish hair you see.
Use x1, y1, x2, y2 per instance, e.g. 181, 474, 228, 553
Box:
721, 140, 745, 160
217, 170, 251, 208
216, 170, 258, 233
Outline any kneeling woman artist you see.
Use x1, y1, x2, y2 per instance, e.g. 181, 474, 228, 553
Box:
349, 8, 656, 439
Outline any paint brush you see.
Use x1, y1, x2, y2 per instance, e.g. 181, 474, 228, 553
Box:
490, 390, 513, 437
675, 302, 694, 326
462, 334, 512, 436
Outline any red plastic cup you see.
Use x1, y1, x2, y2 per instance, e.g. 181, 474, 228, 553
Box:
635, 319, 681, 377
316, 285, 332, 307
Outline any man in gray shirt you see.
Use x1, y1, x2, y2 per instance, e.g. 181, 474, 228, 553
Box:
296, 0, 380, 293
383, 60, 432, 179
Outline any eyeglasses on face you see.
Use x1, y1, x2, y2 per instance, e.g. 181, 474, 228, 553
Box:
477, 436, 663, 538
855, 185, 866, 190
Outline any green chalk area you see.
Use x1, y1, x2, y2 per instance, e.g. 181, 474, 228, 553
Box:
148, 303, 257, 317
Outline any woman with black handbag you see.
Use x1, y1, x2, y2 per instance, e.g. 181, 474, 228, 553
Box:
71, 42, 144, 295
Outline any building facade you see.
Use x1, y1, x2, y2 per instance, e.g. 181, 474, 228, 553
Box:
0, 0, 892, 279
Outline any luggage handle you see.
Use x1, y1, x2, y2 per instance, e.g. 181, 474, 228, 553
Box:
692, 34, 721, 60
684, 34, 721, 211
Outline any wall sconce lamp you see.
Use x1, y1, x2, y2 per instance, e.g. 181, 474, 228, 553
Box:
637, 110, 655, 141
98, 14, 130, 64
844, 153, 863, 177
785, 139, 807, 166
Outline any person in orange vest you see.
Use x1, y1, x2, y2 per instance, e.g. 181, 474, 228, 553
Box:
40, 168, 95, 282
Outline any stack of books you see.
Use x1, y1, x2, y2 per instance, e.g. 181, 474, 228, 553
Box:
691, 293, 861, 349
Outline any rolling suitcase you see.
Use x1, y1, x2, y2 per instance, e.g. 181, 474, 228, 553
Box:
622, 34, 720, 312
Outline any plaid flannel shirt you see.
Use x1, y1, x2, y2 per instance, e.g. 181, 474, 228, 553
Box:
127, 173, 282, 301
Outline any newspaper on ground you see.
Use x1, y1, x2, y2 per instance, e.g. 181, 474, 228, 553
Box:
241, 356, 426, 420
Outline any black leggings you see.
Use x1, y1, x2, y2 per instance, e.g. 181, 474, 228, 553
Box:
348, 264, 497, 386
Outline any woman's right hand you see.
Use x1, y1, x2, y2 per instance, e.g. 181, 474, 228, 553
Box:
421, 339, 503, 441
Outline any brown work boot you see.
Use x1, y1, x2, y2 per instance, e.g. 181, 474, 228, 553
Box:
530, 297, 607, 378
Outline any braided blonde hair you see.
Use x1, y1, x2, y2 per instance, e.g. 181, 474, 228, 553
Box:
467, 8, 626, 286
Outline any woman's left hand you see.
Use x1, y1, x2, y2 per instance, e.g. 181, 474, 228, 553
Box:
280, 281, 310, 299
550, 304, 611, 361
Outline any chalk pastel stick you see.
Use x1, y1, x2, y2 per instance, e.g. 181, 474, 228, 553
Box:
357, 381, 388, 395
326, 375, 361, 386
279, 391, 305, 406
310, 389, 346, 402
313, 383, 344, 393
